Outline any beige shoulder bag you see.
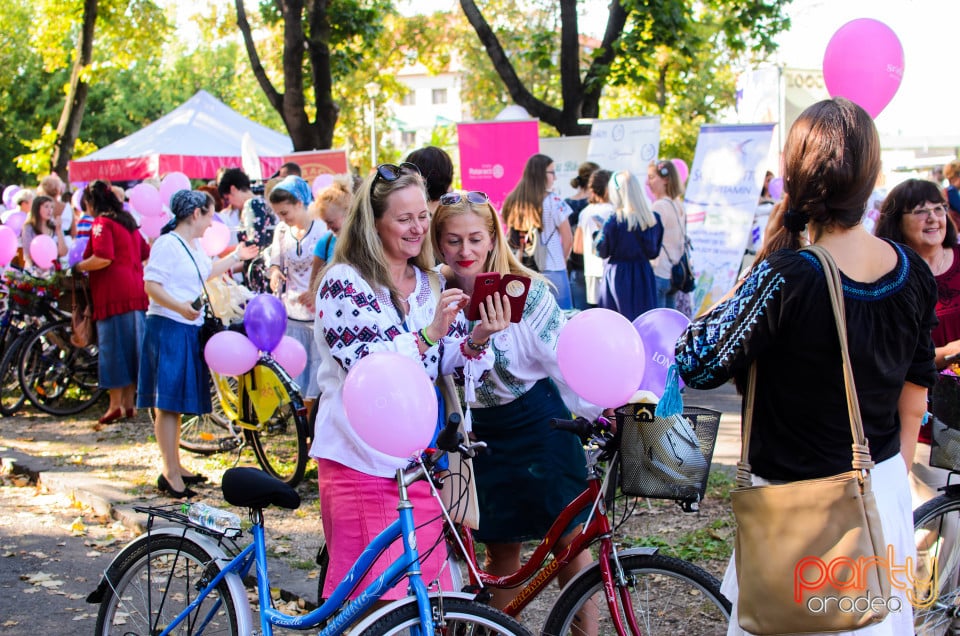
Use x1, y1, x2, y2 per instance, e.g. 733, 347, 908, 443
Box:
731, 245, 891, 634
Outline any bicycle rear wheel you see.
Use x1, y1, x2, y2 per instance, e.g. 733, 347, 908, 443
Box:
94, 535, 241, 635
18, 320, 104, 415
180, 374, 240, 455
914, 493, 960, 635
242, 358, 308, 486
542, 553, 730, 636
0, 331, 29, 416
358, 596, 530, 636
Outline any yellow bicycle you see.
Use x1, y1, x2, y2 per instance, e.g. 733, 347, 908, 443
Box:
179, 355, 310, 486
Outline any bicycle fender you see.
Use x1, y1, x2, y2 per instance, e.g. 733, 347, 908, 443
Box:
86, 526, 255, 635
351, 591, 481, 634
556, 546, 659, 595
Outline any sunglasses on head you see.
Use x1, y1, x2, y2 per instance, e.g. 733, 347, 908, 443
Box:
371, 162, 421, 195
439, 191, 489, 206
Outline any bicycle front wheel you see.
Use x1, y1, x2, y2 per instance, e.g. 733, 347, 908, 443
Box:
19, 320, 103, 415
359, 596, 530, 636
0, 332, 28, 416
542, 553, 730, 636
914, 493, 960, 635
242, 358, 308, 486
180, 375, 239, 455
94, 535, 242, 636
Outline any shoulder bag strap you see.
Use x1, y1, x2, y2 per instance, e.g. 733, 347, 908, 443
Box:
170, 233, 220, 320
737, 245, 873, 488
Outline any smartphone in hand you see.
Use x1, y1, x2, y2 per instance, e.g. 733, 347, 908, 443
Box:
465, 272, 530, 323
466, 273, 500, 321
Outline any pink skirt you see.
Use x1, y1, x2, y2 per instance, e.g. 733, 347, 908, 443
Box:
317, 459, 453, 600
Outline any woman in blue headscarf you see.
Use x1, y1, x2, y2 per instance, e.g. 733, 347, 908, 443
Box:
138, 189, 257, 498
266, 176, 328, 407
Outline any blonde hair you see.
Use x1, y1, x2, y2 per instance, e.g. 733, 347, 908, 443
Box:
431, 193, 543, 281
609, 171, 657, 231
330, 171, 434, 320
309, 175, 353, 221
945, 160, 960, 181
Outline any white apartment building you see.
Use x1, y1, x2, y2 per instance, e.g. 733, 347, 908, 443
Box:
388, 60, 467, 154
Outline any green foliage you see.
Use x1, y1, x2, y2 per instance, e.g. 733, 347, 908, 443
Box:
633, 516, 734, 562
16, 124, 97, 179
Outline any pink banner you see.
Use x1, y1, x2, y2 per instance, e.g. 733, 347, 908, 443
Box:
457, 120, 540, 212
69, 154, 284, 182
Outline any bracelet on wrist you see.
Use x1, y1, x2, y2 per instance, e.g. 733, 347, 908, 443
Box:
460, 338, 486, 359
419, 327, 437, 347
466, 335, 488, 352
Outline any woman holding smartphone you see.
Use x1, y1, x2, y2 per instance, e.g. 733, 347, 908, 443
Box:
432, 191, 609, 613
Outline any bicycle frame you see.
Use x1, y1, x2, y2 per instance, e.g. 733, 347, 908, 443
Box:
154, 469, 439, 636
455, 452, 643, 636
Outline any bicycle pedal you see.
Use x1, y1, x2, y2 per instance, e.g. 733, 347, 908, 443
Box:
220, 438, 241, 451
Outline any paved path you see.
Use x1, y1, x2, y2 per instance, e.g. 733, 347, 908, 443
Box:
684, 383, 743, 470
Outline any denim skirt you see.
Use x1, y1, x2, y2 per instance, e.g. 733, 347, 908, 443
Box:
97, 310, 145, 389
136, 315, 211, 415
470, 377, 589, 543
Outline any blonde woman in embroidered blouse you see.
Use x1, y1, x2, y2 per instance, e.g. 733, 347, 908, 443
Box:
648, 159, 686, 310
311, 164, 510, 602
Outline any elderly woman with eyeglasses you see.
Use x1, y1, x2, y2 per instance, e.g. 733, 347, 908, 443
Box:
311, 163, 510, 601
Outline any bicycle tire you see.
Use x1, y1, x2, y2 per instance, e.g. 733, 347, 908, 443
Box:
94, 534, 242, 636
18, 320, 104, 415
358, 596, 530, 636
180, 376, 238, 455
914, 493, 960, 635
542, 552, 730, 636
0, 331, 29, 416
242, 358, 308, 486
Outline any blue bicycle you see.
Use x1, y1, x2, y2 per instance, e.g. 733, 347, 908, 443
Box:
87, 416, 529, 636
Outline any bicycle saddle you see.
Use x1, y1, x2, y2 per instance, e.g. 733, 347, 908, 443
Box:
221, 467, 301, 510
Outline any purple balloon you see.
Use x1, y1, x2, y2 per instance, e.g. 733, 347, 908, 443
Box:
68, 237, 89, 267
243, 294, 287, 352
767, 177, 784, 201
632, 308, 691, 397
4, 211, 26, 237
3, 185, 20, 209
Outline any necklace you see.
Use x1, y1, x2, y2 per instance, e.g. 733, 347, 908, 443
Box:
933, 248, 949, 276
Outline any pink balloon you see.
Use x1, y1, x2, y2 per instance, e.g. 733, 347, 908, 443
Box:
200, 221, 231, 256
767, 177, 784, 201
0, 226, 17, 266
3, 185, 20, 209
159, 172, 191, 208
312, 174, 335, 195
140, 212, 170, 239
671, 159, 689, 185
557, 308, 646, 407
271, 336, 307, 378
129, 183, 163, 217
29, 235, 58, 269
71, 189, 83, 212
4, 211, 26, 236
823, 18, 904, 118
632, 308, 691, 397
204, 331, 259, 376
343, 352, 438, 459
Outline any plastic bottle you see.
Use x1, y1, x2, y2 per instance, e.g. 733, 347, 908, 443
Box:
182, 502, 242, 537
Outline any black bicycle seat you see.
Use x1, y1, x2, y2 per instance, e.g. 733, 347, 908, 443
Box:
221, 467, 301, 510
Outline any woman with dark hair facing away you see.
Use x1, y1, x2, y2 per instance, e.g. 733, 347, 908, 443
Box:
502, 153, 574, 308
73, 181, 151, 424
566, 161, 600, 310
648, 159, 687, 309
311, 164, 509, 601
677, 98, 937, 634
138, 190, 257, 498
405, 146, 454, 216
22, 195, 68, 270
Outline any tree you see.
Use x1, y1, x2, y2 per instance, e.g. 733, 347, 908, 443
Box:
234, 0, 391, 152
459, 0, 790, 138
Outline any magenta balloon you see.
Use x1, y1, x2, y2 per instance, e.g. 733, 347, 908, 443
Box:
0, 226, 16, 266
342, 352, 438, 458
129, 183, 163, 217
631, 308, 691, 397
68, 236, 89, 267
159, 172, 191, 208
244, 294, 288, 352
29, 235, 58, 269
271, 335, 308, 378
557, 308, 646, 407
203, 331, 259, 376
5, 211, 26, 236
312, 174, 335, 195
822, 18, 904, 119
671, 158, 689, 184
200, 222, 231, 256
139, 212, 168, 239
3, 185, 20, 209
767, 177, 784, 201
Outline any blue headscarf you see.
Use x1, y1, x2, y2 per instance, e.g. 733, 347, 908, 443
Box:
161, 189, 209, 234
272, 176, 313, 205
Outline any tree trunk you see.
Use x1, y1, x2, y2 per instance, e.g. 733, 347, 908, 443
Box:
51, 0, 98, 182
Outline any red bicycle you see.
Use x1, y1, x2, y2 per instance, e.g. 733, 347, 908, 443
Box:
443, 410, 731, 636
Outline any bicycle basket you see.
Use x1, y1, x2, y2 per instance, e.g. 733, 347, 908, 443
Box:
615, 404, 720, 505
4, 269, 63, 316
930, 372, 960, 471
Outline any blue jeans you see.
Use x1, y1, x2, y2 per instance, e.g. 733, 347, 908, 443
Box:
655, 276, 676, 310
543, 270, 573, 310
569, 269, 588, 310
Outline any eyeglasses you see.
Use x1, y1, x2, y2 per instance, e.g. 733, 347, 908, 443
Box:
371, 162, 421, 195
909, 204, 948, 218
438, 191, 489, 206
546, 170, 556, 176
